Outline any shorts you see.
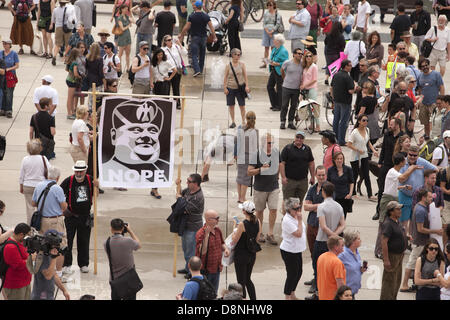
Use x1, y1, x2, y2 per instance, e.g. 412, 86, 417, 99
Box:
429, 48, 447, 68
261, 29, 276, 47
226, 87, 245, 106
282, 178, 308, 203
3, 285, 31, 300
40, 215, 67, 247
398, 192, 412, 222
254, 189, 279, 211
442, 200, 450, 225
418, 103, 435, 125
406, 244, 424, 270
70, 144, 88, 163
66, 80, 79, 88
55, 27, 71, 47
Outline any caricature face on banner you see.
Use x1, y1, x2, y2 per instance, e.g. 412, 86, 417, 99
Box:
99, 96, 176, 188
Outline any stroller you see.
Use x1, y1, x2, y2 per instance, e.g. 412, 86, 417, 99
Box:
207, 10, 228, 55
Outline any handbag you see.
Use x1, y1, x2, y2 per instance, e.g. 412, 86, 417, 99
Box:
274, 11, 284, 34
358, 40, 365, 61
421, 26, 437, 58
238, 21, 244, 32
106, 237, 143, 298
30, 181, 57, 231
229, 62, 248, 99
176, 46, 188, 75
112, 23, 123, 36
5, 71, 18, 88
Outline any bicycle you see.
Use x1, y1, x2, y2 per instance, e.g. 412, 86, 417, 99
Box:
323, 91, 334, 127
214, 0, 265, 23
294, 89, 320, 134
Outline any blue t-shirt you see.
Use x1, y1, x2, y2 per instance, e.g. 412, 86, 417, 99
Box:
176, 0, 187, 18
188, 11, 210, 38
32, 180, 66, 217
399, 158, 437, 197
0, 50, 19, 74
182, 275, 203, 300
418, 71, 444, 105
229, 5, 240, 22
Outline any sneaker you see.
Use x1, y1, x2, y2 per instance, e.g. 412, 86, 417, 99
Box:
193, 71, 201, 77
80, 266, 89, 273
280, 123, 286, 129
6, 112, 12, 118
62, 266, 74, 275
0, 110, 5, 116
304, 279, 313, 286
305, 294, 318, 300
61, 275, 73, 283
372, 212, 380, 220
202, 174, 209, 182
258, 233, 265, 243
287, 123, 296, 130
52, 57, 56, 66
266, 234, 278, 245
177, 268, 188, 274
229, 122, 236, 128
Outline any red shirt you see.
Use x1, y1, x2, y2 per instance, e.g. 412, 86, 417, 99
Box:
3, 238, 31, 289
195, 225, 225, 274
323, 144, 342, 170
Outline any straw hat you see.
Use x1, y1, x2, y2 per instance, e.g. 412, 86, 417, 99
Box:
401, 30, 412, 38
301, 35, 316, 46
97, 28, 111, 36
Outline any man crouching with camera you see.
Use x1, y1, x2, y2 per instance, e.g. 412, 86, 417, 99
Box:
104, 219, 142, 300
26, 229, 70, 300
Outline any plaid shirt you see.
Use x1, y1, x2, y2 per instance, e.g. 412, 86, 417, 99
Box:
195, 225, 225, 274
412, 185, 444, 212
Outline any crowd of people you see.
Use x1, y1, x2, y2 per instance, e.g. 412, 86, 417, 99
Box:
1, 0, 450, 302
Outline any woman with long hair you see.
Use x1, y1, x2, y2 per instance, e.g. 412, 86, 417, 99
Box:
346, 114, 378, 201
333, 285, 353, 300
393, 135, 411, 159
74, 41, 87, 110
327, 151, 354, 219
36, 0, 55, 58
414, 238, 446, 300
151, 48, 176, 96
324, 21, 345, 85
260, 0, 279, 68
301, 50, 319, 131
357, 81, 381, 150
232, 200, 261, 300
86, 43, 105, 108
366, 31, 384, 67
225, 0, 242, 53
235, 111, 258, 204
116, 4, 134, 71
65, 48, 81, 119
110, 0, 132, 46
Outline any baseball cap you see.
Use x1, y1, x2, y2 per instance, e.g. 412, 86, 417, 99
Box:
2, 39, 12, 44
42, 75, 54, 84
239, 200, 255, 213
386, 201, 403, 211
444, 130, 450, 139
295, 130, 306, 138
194, 0, 202, 8
139, 40, 149, 48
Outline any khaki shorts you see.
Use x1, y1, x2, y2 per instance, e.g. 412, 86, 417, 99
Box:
442, 200, 450, 225
429, 48, 447, 68
3, 285, 31, 300
418, 103, 435, 125
282, 178, 309, 203
55, 27, 71, 47
254, 189, 279, 211
406, 244, 424, 270
40, 215, 67, 247
70, 144, 88, 163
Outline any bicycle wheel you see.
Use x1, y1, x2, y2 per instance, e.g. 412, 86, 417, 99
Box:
242, 1, 250, 23
249, 0, 264, 22
305, 108, 315, 134
323, 92, 334, 127
214, 0, 231, 16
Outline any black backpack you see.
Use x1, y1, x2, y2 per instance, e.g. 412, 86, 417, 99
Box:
104, 54, 122, 78
190, 277, 217, 300
0, 135, 5, 160
128, 55, 142, 85
0, 240, 23, 291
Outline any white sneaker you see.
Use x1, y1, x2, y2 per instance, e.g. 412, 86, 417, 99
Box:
61, 275, 73, 283
80, 266, 89, 273
62, 266, 74, 275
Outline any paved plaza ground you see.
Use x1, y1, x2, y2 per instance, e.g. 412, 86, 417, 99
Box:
0, 4, 444, 300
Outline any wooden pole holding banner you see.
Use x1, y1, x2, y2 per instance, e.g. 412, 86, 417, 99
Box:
92, 83, 99, 275
173, 85, 186, 278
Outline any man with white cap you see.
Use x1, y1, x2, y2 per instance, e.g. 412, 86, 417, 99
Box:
432, 130, 450, 168
60, 160, 97, 274
33, 75, 58, 117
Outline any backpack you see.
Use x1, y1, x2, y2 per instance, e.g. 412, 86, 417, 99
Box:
189, 277, 217, 300
128, 55, 142, 85
419, 138, 440, 162
0, 240, 23, 291
103, 54, 122, 78
14, 0, 30, 22
0, 135, 5, 160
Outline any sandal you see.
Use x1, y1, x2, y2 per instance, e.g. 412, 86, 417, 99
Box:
18, 49, 24, 55
40, 52, 48, 58
150, 190, 162, 199
30, 50, 37, 55
47, 54, 53, 59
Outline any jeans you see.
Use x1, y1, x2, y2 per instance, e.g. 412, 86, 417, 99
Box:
190, 36, 206, 73
0, 88, 3, 111
63, 214, 91, 268
332, 102, 351, 145
280, 87, 300, 123
206, 272, 220, 294
2, 87, 14, 112
267, 69, 283, 109
181, 230, 197, 271
136, 33, 153, 58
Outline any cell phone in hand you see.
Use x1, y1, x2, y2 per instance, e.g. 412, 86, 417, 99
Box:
233, 216, 240, 224
363, 260, 368, 269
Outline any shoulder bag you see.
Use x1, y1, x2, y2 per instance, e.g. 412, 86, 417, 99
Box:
30, 181, 57, 231
105, 237, 143, 299
62, 7, 71, 33
421, 26, 437, 58
229, 62, 248, 99
274, 11, 284, 34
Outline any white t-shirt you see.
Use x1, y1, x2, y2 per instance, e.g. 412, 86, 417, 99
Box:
425, 26, 450, 51
134, 54, 151, 79
349, 128, 370, 161
71, 119, 90, 148
19, 155, 50, 187
344, 40, 366, 68
356, 1, 371, 28
383, 167, 401, 197
441, 265, 450, 300
280, 213, 307, 253
151, 60, 176, 82
103, 54, 121, 80
33, 85, 59, 117
432, 144, 449, 168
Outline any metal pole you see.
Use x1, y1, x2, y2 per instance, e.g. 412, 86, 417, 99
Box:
92, 83, 98, 275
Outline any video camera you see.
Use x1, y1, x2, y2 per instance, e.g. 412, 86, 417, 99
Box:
122, 222, 128, 236
24, 230, 67, 256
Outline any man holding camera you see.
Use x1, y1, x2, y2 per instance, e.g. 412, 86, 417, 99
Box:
60, 160, 97, 275
104, 218, 141, 300
2, 223, 32, 300
26, 230, 70, 300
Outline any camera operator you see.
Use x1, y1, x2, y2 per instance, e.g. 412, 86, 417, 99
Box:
2, 223, 32, 300
60, 160, 98, 275
26, 230, 70, 300
104, 218, 141, 300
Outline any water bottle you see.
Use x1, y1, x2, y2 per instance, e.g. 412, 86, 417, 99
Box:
247, 92, 252, 100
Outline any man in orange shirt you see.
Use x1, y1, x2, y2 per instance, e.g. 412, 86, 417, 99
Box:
317, 235, 346, 300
